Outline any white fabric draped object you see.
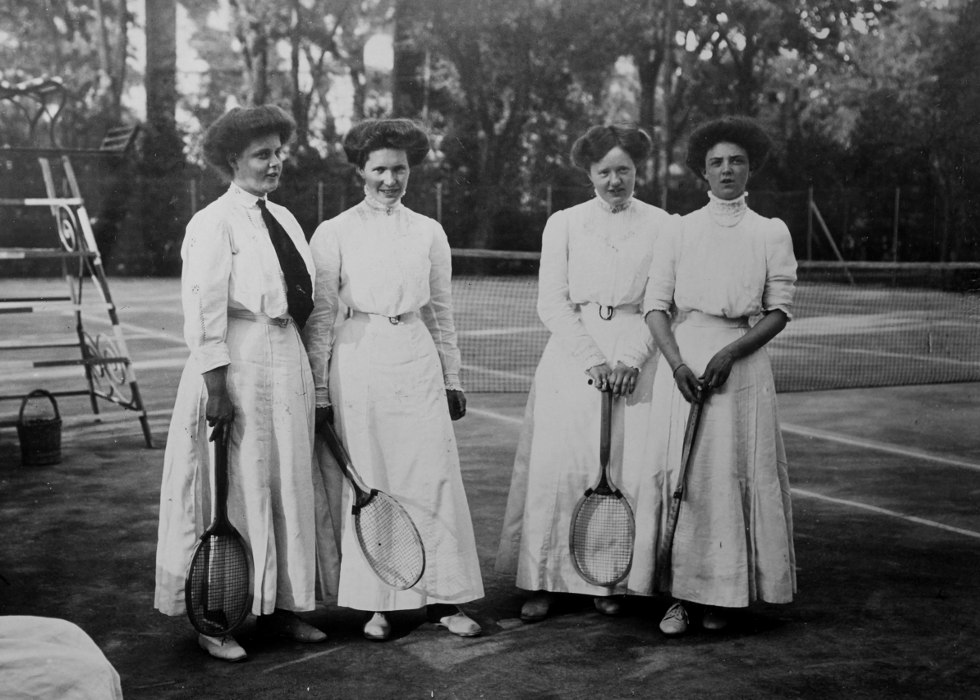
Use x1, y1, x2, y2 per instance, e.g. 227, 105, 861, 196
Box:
643, 194, 798, 607
304, 198, 483, 611
0, 616, 122, 700
496, 197, 676, 596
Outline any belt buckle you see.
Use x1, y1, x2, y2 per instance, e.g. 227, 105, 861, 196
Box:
599, 305, 615, 320
388, 315, 401, 325
275, 317, 290, 327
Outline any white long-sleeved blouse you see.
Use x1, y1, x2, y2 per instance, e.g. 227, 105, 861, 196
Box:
180, 183, 315, 372
303, 198, 463, 406
537, 197, 675, 370
643, 193, 797, 319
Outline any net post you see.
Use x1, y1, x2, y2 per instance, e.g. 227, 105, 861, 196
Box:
807, 186, 814, 262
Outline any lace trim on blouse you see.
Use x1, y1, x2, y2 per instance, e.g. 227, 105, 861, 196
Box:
707, 191, 749, 227
593, 192, 633, 214
361, 186, 403, 216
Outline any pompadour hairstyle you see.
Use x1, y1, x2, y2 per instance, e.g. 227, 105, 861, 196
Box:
684, 115, 773, 181
570, 123, 653, 170
201, 104, 295, 181
342, 119, 431, 169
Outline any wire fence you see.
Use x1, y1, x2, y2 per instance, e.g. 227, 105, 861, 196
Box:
0, 149, 964, 276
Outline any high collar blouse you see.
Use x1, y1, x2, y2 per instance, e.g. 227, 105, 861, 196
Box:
179, 183, 314, 372
537, 196, 676, 369
643, 193, 797, 320
303, 197, 463, 405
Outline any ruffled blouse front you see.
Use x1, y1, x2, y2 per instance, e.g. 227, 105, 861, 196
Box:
644, 193, 797, 320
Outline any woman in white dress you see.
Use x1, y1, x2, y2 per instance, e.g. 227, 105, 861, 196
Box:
644, 116, 797, 636
495, 124, 675, 622
155, 105, 332, 662
303, 119, 484, 641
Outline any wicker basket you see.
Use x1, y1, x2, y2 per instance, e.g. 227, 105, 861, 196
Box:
16, 389, 62, 466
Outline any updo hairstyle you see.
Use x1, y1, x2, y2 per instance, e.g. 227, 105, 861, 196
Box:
684, 116, 772, 181
202, 104, 295, 181
342, 119, 431, 169
570, 124, 653, 170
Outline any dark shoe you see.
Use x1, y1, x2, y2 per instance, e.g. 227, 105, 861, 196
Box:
436, 611, 482, 637
363, 612, 391, 641
702, 606, 729, 631
594, 596, 623, 616
259, 610, 327, 643
198, 633, 248, 662
520, 592, 553, 623
659, 602, 689, 636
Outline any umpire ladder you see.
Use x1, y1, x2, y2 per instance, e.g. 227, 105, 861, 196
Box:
0, 152, 153, 447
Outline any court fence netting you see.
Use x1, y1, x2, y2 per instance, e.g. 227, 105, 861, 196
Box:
449, 250, 980, 394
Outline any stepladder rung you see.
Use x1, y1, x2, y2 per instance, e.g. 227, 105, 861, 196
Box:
0, 336, 80, 350
1, 153, 154, 448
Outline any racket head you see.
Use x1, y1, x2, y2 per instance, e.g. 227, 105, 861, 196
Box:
184, 526, 252, 636
354, 490, 426, 590
569, 490, 636, 587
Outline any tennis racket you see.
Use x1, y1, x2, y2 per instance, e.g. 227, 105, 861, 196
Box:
654, 385, 708, 594
184, 422, 252, 636
318, 422, 426, 590
569, 388, 636, 587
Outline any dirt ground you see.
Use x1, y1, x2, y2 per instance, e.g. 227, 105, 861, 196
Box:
2, 383, 980, 699
1, 278, 979, 699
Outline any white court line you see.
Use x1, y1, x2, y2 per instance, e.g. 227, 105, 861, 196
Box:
459, 325, 544, 337
775, 338, 980, 369
461, 364, 533, 383
80, 311, 186, 345
262, 646, 343, 674
468, 406, 980, 539
792, 488, 980, 540
467, 407, 523, 426
781, 423, 980, 472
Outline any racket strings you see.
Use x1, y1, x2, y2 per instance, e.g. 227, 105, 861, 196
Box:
356, 493, 425, 590
570, 494, 634, 586
186, 535, 251, 636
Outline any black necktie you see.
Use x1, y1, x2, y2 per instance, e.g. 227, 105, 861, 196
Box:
257, 199, 313, 329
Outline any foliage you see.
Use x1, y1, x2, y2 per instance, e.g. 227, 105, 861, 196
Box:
2, 0, 976, 264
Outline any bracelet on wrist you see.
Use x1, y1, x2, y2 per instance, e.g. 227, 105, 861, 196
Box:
672, 363, 687, 375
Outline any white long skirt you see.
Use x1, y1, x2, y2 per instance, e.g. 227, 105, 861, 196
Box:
495, 308, 661, 596
154, 317, 327, 617
328, 312, 484, 611
649, 311, 796, 608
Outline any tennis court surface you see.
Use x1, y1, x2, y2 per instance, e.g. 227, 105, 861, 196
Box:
1, 275, 980, 699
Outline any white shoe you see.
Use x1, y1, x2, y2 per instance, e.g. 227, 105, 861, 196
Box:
659, 602, 689, 636
363, 612, 391, 641
436, 611, 482, 637
198, 633, 247, 662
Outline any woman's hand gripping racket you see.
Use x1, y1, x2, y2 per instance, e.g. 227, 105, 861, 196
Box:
569, 387, 636, 587
654, 385, 708, 594
184, 422, 252, 636
318, 422, 426, 590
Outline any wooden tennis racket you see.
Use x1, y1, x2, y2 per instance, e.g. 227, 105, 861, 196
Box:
655, 385, 708, 594
184, 422, 252, 636
318, 422, 426, 591
569, 388, 636, 587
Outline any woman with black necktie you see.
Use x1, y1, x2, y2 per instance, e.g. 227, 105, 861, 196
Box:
154, 105, 335, 661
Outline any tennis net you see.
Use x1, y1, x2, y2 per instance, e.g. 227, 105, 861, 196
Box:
450, 251, 980, 394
